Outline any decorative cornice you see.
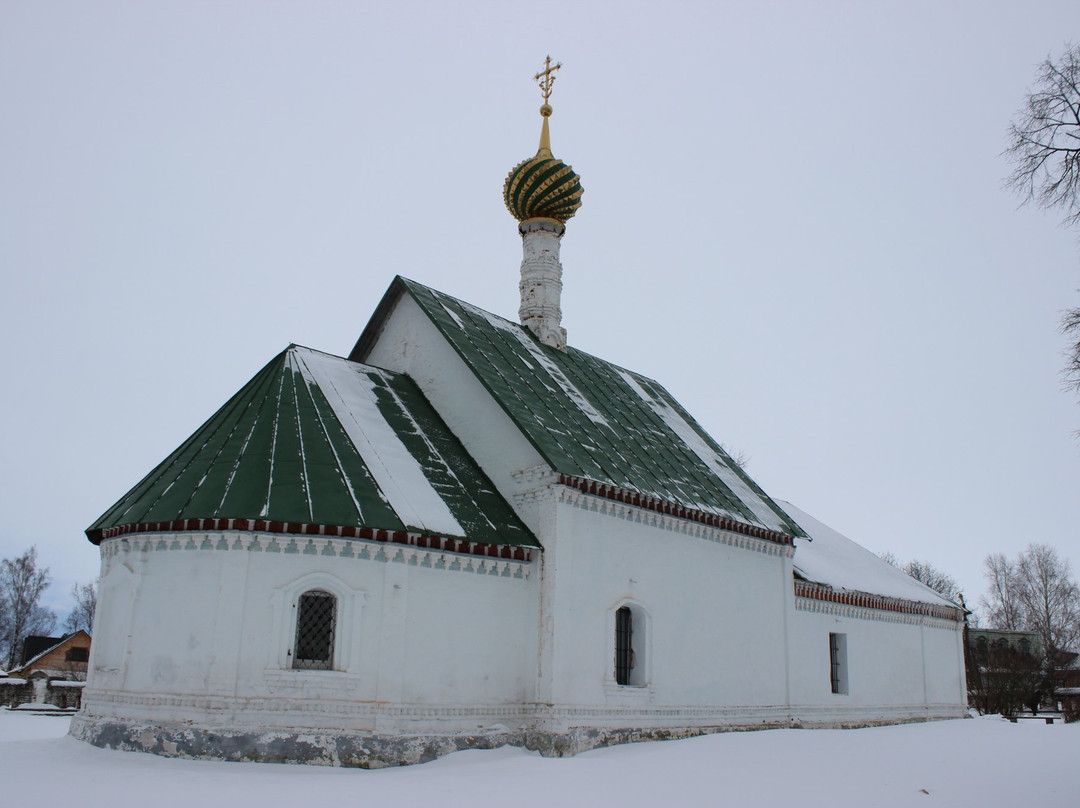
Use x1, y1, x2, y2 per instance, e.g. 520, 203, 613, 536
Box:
794, 580, 963, 624
94, 519, 533, 562
557, 486, 793, 558
511, 464, 560, 492
557, 473, 795, 548
100, 531, 533, 580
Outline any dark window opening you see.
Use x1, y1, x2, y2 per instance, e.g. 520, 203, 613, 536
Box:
293, 590, 336, 670
65, 647, 89, 663
829, 632, 848, 695
615, 605, 633, 685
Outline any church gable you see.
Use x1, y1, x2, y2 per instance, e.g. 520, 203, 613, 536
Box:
353, 277, 804, 538
87, 345, 536, 548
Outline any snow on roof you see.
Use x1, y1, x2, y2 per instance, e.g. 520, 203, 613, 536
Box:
465, 301, 611, 428
87, 346, 537, 548
616, 369, 790, 532
294, 348, 464, 537
778, 500, 958, 608
353, 278, 805, 538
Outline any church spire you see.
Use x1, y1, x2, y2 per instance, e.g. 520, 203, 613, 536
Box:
503, 57, 584, 351
534, 55, 559, 158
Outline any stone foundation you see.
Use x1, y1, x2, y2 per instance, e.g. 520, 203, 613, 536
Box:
69, 710, 965, 768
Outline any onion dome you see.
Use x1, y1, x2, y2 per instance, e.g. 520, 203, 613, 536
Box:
504, 59, 583, 224
503, 144, 584, 223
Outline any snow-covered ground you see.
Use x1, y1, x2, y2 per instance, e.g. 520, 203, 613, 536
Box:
1, 712, 1074, 806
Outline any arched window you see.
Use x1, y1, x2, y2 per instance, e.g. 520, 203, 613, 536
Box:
292, 589, 337, 670
614, 603, 648, 687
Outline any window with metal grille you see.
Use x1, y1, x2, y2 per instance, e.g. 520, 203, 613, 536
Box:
292, 590, 336, 670
615, 606, 633, 685
829, 632, 848, 695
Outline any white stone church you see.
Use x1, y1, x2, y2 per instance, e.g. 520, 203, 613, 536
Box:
72, 66, 967, 767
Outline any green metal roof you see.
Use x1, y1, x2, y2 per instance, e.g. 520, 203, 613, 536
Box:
87, 345, 537, 548
352, 278, 805, 538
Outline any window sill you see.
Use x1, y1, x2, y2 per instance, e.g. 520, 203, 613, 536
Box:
263, 668, 364, 697
603, 680, 655, 700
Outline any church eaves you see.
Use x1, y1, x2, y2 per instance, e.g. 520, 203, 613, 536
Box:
86, 345, 537, 549
352, 277, 806, 540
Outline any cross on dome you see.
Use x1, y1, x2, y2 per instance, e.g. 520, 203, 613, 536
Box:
534, 55, 562, 115
503, 56, 583, 225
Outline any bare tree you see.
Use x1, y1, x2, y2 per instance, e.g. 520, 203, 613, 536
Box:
1064, 306, 1080, 396
719, 443, 750, 470
903, 559, 962, 603
0, 547, 57, 670
1016, 543, 1080, 654
1004, 44, 1080, 229
1005, 44, 1080, 410
982, 545, 1080, 656
64, 580, 97, 634
878, 553, 961, 603
0, 587, 9, 671
878, 551, 902, 568
981, 553, 1025, 631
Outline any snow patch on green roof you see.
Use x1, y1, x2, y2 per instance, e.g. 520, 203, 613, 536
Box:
295, 348, 463, 536
391, 278, 804, 538
88, 346, 537, 547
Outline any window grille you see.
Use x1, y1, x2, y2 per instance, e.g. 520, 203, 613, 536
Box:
293, 589, 336, 670
829, 632, 847, 695
615, 606, 633, 685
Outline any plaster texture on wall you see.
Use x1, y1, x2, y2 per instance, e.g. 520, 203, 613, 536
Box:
540, 493, 792, 715
787, 595, 967, 721
76, 493, 967, 766
522, 485, 964, 732
82, 533, 538, 737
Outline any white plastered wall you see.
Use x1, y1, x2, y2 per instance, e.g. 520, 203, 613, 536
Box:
83, 533, 539, 734
786, 601, 967, 722
533, 494, 793, 730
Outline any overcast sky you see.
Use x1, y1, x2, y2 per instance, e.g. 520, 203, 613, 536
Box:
2, 0, 1078, 620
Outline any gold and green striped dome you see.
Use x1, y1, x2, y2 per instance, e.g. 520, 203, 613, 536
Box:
503, 153, 583, 223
